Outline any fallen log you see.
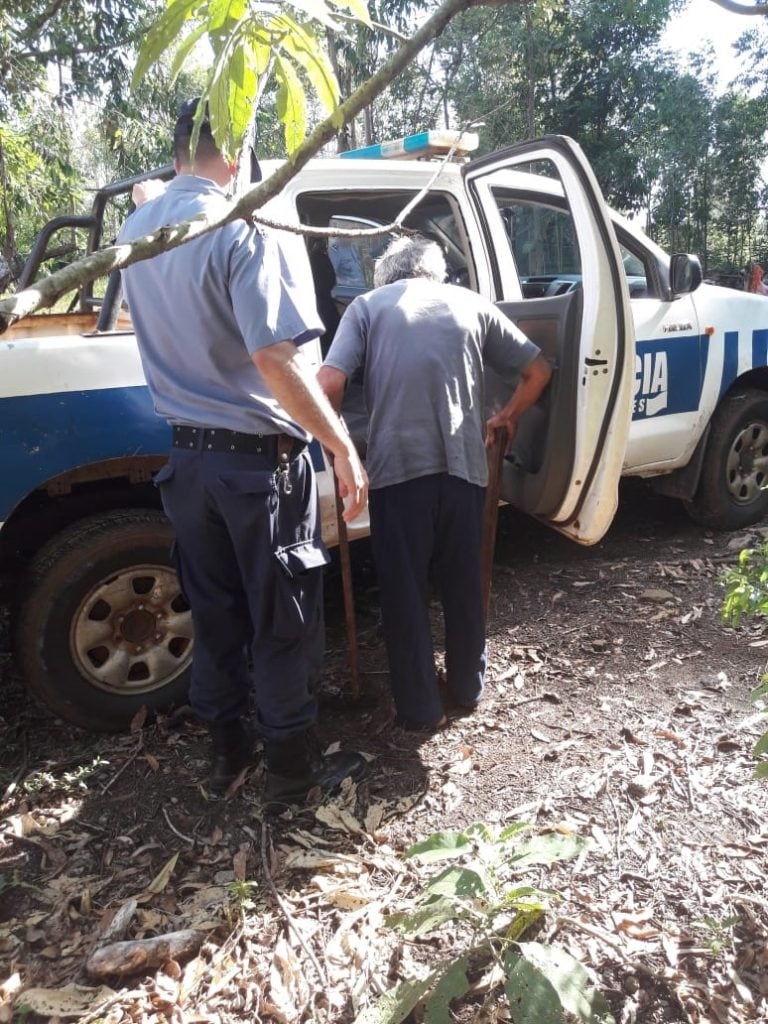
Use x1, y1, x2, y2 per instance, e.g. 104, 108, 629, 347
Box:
85, 929, 205, 979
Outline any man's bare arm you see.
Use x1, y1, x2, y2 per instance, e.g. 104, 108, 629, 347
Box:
485, 354, 552, 451
252, 342, 367, 521
316, 365, 348, 414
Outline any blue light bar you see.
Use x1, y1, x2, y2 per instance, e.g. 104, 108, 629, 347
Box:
340, 130, 479, 161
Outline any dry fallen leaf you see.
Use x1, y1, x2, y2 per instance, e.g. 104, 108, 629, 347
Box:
16, 984, 116, 1019
315, 804, 362, 834
130, 706, 148, 733
144, 852, 179, 895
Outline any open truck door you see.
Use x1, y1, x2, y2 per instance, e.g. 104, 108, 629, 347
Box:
463, 135, 635, 544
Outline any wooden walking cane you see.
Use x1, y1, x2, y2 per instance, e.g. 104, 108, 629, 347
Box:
332, 463, 361, 701
481, 426, 508, 619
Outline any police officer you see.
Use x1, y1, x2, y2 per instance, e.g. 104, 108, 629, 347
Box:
118, 100, 368, 802
319, 236, 551, 732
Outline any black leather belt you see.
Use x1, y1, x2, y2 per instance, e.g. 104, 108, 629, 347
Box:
172, 425, 305, 459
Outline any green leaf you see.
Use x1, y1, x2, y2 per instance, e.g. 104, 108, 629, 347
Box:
516, 942, 616, 1024
228, 40, 258, 144
274, 54, 307, 154
284, 0, 342, 30
208, 54, 234, 154
754, 760, 768, 779
753, 730, 768, 757
207, 0, 247, 35
248, 33, 274, 76
499, 822, 533, 842
169, 23, 208, 84
386, 897, 459, 937
423, 957, 470, 1024
272, 13, 339, 112
504, 951, 563, 1024
505, 833, 589, 869
502, 885, 551, 904
132, 0, 200, 89
425, 866, 487, 901
405, 831, 474, 863
504, 905, 545, 942
332, 0, 372, 28
464, 821, 495, 843
354, 974, 435, 1024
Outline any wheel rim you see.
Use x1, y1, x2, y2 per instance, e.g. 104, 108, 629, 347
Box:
70, 564, 193, 695
725, 419, 768, 505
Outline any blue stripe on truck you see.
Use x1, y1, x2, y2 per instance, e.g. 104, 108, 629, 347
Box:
632, 334, 709, 420
0, 386, 170, 520
752, 328, 768, 373
0, 387, 331, 523
719, 330, 739, 400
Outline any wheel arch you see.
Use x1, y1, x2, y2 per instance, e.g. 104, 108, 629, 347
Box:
0, 455, 167, 596
650, 375, 768, 503
724, 366, 768, 399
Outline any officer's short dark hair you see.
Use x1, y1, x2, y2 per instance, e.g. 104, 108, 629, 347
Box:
173, 97, 220, 164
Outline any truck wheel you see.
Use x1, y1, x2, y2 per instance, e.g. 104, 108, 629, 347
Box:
15, 510, 193, 731
685, 388, 768, 530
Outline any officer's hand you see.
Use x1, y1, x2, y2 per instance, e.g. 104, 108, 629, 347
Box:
333, 447, 368, 522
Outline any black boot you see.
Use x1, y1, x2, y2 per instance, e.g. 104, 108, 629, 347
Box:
264, 728, 368, 806
207, 719, 253, 794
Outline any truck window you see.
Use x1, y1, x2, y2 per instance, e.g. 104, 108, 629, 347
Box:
493, 192, 652, 300
296, 189, 475, 343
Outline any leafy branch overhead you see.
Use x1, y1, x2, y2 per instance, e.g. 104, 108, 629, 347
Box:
132, 0, 372, 156
0, 0, 503, 332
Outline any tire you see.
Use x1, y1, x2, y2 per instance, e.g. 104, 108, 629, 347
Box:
685, 388, 768, 530
15, 509, 193, 731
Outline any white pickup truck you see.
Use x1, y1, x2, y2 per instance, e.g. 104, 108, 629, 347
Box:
3, 132, 768, 730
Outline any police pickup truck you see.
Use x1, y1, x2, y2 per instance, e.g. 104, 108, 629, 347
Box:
3, 132, 768, 730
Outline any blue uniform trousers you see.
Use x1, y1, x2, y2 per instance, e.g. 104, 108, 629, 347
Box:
368, 473, 487, 727
154, 447, 327, 738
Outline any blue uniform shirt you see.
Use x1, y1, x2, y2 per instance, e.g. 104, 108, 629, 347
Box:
118, 174, 323, 438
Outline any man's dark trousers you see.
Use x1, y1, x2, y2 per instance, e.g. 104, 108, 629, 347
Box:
154, 446, 326, 738
369, 472, 487, 728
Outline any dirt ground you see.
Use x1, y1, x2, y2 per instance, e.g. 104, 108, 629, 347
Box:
0, 480, 766, 1024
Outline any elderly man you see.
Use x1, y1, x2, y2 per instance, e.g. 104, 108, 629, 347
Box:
318, 236, 551, 731
118, 100, 368, 802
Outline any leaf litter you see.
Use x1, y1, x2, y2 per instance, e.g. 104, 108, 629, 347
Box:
1, 487, 767, 1022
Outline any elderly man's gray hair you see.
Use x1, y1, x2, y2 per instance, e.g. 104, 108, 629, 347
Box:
373, 236, 447, 288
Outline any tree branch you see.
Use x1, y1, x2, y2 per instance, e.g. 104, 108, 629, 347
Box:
18, 0, 69, 41
0, 0, 516, 332
707, 0, 768, 14
330, 10, 408, 42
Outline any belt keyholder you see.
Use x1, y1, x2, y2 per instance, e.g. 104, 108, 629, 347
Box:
276, 452, 293, 495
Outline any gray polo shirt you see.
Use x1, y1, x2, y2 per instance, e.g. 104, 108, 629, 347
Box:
323, 278, 540, 489
118, 174, 323, 437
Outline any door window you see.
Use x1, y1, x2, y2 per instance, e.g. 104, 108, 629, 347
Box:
491, 192, 654, 301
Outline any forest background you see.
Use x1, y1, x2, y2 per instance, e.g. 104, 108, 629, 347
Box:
2, 0, 768, 294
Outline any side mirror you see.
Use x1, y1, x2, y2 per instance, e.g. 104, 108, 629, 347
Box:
669, 253, 703, 298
